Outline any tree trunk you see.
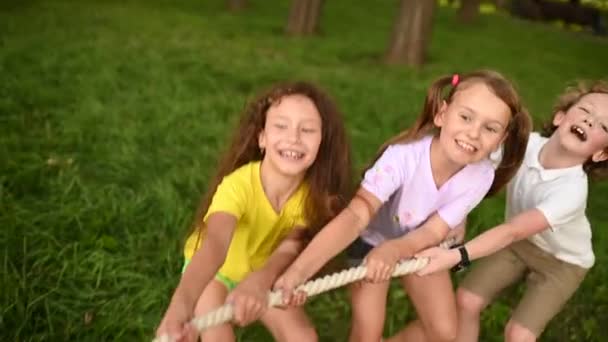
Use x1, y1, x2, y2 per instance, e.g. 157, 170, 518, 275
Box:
285, 0, 324, 35
458, 0, 481, 23
385, 0, 436, 67
227, 0, 248, 11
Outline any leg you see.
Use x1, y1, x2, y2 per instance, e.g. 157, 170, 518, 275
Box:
454, 288, 487, 342
348, 280, 391, 342
504, 320, 536, 342
260, 306, 317, 342
193, 279, 235, 342
506, 240, 588, 339
455, 244, 528, 342
387, 271, 456, 342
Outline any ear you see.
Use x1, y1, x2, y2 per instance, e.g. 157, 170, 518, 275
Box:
552, 111, 566, 126
433, 100, 448, 127
591, 149, 608, 163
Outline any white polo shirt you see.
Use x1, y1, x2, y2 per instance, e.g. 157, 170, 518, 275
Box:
505, 133, 594, 268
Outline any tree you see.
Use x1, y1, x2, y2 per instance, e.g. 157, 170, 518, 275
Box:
285, 0, 324, 35
385, 0, 436, 67
458, 0, 481, 23
227, 0, 248, 11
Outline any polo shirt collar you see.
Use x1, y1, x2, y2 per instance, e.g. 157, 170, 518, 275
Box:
525, 134, 584, 181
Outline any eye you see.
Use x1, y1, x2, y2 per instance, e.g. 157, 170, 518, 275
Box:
485, 126, 499, 134
601, 123, 608, 133
459, 114, 472, 122
301, 128, 317, 133
274, 123, 287, 129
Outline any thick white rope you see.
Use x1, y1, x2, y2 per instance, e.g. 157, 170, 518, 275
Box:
154, 238, 456, 342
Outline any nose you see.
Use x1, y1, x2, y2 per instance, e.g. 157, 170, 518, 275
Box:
583, 117, 594, 128
287, 127, 301, 143
467, 124, 481, 139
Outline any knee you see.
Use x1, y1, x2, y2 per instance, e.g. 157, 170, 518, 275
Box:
281, 324, 317, 342
350, 314, 384, 341
456, 288, 486, 316
505, 320, 536, 342
425, 319, 458, 342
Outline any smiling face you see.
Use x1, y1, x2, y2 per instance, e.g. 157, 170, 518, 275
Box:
258, 94, 323, 177
433, 82, 511, 166
553, 92, 608, 162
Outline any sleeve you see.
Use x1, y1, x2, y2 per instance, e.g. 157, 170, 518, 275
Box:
360, 145, 409, 203
536, 181, 587, 230
437, 168, 494, 229
204, 172, 248, 220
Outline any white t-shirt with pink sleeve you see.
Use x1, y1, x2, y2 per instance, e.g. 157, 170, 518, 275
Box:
360, 135, 495, 246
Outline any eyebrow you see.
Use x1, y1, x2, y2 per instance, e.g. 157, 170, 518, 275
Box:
272, 114, 321, 124
461, 105, 507, 128
579, 103, 608, 122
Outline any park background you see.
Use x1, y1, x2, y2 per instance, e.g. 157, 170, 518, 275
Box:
2, 0, 607, 341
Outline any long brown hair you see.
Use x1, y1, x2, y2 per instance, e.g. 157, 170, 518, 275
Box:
191, 81, 353, 241
369, 70, 531, 196
541, 80, 608, 180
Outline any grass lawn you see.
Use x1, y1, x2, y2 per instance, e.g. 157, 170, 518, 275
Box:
1, 0, 607, 341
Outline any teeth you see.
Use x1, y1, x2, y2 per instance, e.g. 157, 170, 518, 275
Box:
279, 150, 304, 159
456, 140, 476, 152
570, 125, 587, 141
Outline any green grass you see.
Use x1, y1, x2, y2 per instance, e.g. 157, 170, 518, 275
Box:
1, 0, 607, 341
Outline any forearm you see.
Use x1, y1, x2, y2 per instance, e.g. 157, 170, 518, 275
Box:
254, 241, 302, 287
170, 238, 228, 312
464, 223, 516, 261
392, 222, 448, 259
290, 208, 366, 280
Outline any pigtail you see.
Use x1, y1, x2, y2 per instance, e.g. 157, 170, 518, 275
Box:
489, 107, 532, 196
367, 75, 455, 169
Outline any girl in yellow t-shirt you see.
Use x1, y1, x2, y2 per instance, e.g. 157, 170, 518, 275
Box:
156, 81, 353, 341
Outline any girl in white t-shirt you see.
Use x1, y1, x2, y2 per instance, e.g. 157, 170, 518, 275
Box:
417, 80, 608, 341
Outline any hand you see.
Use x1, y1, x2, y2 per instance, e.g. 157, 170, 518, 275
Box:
274, 266, 309, 307
226, 271, 271, 327
363, 241, 401, 283
155, 300, 193, 342
445, 225, 466, 245
415, 246, 460, 276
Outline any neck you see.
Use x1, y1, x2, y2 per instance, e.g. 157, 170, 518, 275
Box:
259, 159, 304, 211
539, 134, 587, 170
430, 137, 465, 188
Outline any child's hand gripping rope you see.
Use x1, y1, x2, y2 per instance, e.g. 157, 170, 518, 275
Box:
153, 238, 456, 342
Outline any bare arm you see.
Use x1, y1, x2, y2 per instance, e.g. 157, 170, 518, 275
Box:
390, 212, 451, 258
464, 208, 549, 260
248, 228, 307, 287
416, 209, 550, 275
167, 212, 236, 314
288, 187, 382, 280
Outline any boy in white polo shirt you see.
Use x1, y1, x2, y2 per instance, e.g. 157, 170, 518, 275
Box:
416, 80, 608, 341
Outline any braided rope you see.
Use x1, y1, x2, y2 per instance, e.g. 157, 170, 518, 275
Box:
154, 238, 456, 342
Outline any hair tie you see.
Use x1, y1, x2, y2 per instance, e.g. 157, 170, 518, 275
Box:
451, 74, 460, 86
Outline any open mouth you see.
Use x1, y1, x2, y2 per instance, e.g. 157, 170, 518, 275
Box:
455, 139, 477, 153
570, 125, 587, 142
279, 149, 304, 160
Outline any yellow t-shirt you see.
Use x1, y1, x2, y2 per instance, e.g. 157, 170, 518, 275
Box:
183, 161, 309, 283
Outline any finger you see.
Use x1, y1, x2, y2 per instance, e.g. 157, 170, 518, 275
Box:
233, 297, 246, 325
182, 323, 197, 342
417, 268, 430, 276
242, 300, 256, 326
273, 277, 284, 290
293, 291, 307, 306
242, 299, 256, 326
382, 266, 392, 281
